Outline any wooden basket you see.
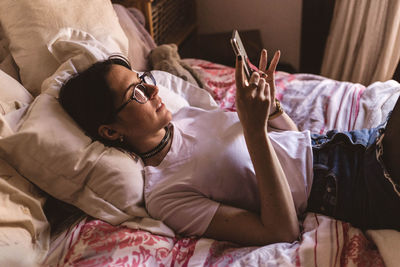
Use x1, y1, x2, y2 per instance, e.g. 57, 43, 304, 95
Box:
151, 0, 196, 44
113, 0, 197, 45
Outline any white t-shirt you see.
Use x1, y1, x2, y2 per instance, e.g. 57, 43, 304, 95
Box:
144, 107, 313, 236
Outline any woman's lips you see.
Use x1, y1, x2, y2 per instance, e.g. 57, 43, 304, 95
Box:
156, 102, 164, 112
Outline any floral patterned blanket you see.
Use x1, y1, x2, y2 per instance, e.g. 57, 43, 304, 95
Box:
45, 214, 383, 266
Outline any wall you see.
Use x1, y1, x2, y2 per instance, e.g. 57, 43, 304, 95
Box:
196, 0, 302, 71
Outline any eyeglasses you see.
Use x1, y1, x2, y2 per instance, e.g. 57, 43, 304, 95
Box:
114, 72, 156, 115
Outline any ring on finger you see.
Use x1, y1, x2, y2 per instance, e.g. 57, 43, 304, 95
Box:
249, 74, 260, 87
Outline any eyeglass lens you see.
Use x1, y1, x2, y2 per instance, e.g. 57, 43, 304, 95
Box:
133, 84, 148, 103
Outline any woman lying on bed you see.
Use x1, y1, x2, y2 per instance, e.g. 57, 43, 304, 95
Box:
59, 50, 400, 246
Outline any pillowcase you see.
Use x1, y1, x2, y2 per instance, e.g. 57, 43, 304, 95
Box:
0, 69, 32, 104
0, 93, 149, 225
0, 27, 20, 81
0, 69, 33, 114
0, 0, 128, 96
0, 28, 217, 228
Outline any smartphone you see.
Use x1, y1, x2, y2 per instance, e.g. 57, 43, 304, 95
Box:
230, 30, 255, 80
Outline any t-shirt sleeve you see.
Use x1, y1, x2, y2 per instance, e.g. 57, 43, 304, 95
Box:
145, 191, 220, 237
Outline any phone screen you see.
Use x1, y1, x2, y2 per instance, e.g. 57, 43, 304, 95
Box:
230, 30, 255, 80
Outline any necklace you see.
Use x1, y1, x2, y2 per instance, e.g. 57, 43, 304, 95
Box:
139, 123, 172, 159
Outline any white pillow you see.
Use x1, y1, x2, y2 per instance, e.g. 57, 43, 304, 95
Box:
0, 28, 217, 227
0, 29, 148, 225
0, 0, 128, 96
0, 27, 19, 81
0, 69, 32, 120
0, 69, 33, 107
0, 78, 213, 226
0, 93, 149, 225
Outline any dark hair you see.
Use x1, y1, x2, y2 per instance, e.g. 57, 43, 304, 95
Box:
59, 56, 131, 146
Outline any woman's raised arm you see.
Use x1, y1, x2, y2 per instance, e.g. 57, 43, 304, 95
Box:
204, 55, 299, 246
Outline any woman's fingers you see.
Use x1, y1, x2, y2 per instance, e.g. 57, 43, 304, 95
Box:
235, 55, 246, 90
260, 72, 268, 80
258, 49, 268, 72
257, 77, 267, 98
236, 61, 269, 101
268, 50, 281, 73
257, 49, 281, 74
248, 72, 260, 88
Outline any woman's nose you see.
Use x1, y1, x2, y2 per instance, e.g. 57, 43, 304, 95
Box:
145, 84, 158, 99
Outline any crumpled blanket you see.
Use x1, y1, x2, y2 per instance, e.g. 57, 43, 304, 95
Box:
182, 58, 400, 134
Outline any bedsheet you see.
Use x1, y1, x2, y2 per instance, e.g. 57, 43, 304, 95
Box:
45, 213, 383, 266
45, 59, 400, 267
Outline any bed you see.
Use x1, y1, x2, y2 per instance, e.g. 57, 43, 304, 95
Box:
0, 1, 399, 266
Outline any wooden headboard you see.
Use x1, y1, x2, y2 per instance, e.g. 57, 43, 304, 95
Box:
111, 0, 196, 46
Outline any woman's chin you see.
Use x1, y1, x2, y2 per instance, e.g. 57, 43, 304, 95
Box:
163, 108, 172, 122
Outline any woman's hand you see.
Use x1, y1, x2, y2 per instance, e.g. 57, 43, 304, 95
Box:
235, 56, 271, 133
258, 49, 280, 114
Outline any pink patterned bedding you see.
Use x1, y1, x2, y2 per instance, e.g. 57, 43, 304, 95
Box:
45, 59, 400, 267
46, 214, 383, 266
184, 58, 397, 133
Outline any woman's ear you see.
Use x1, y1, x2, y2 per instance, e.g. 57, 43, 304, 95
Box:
98, 124, 120, 141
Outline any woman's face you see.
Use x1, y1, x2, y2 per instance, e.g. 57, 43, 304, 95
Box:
106, 64, 172, 140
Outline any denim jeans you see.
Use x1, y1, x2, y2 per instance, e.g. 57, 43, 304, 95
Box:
307, 118, 400, 230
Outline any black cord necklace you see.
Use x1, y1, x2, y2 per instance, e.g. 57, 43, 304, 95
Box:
139, 123, 172, 159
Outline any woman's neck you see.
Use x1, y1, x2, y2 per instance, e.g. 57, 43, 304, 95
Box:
135, 128, 166, 154
125, 125, 173, 166
142, 126, 173, 166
